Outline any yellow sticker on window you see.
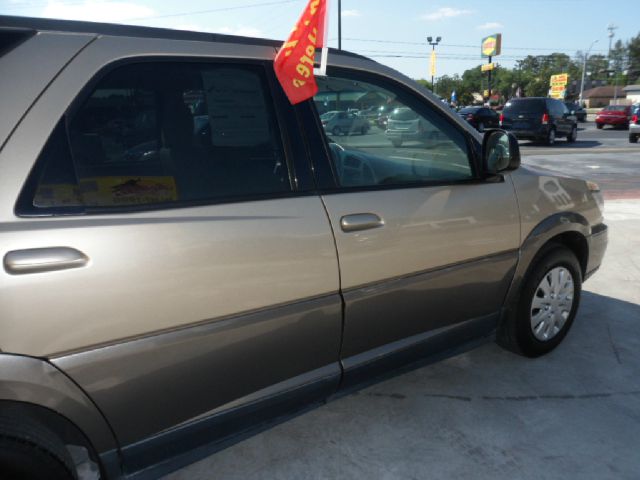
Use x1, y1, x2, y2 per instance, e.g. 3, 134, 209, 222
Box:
81, 176, 178, 206
35, 176, 178, 208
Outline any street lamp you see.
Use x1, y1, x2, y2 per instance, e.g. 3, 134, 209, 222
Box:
579, 39, 599, 106
427, 36, 441, 92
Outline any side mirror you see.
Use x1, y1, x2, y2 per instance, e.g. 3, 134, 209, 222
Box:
482, 129, 520, 174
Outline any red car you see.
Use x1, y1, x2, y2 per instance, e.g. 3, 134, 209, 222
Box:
595, 105, 632, 129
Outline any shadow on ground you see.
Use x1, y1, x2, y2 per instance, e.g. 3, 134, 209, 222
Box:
520, 140, 602, 149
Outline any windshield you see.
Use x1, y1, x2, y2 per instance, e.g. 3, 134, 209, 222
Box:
320, 111, 339, 120
459, 107, 480, 114
603, 105, 627, 112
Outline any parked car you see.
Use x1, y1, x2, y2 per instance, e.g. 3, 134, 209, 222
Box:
629, 104, 640, 143
500, 97, 578, 145
564, 101, 587, 122
385, 107, 437, 147
596, 104, 632, 129
0, 15, 607, 480
375, 104, 398, 129
321, 110, 370, 136
458, 106, 500, 132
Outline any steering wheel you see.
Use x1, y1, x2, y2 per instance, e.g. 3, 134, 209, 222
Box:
328, 142, 377, 186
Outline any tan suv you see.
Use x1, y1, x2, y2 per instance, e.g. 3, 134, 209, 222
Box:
0, 16, 607, 480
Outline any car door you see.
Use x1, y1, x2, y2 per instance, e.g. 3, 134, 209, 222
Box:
306, 65, 520, 380
0, 36, 343, 466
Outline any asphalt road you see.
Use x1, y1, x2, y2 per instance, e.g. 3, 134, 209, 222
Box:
520, 122, 640, 199
519, 121, 638, 155
165, 123, 640, 480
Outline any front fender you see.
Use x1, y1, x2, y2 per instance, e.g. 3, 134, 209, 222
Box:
0, 353, 118, 454
504, 211, 590, 309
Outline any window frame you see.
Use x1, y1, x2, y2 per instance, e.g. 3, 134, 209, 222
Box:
303, 66, 485, 193
16, 56, 313, 217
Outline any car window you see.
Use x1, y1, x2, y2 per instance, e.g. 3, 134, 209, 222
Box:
503, 99, 544, 114
546, 100, 562, 116
555, 101, 568, 116
314, 74, 472, 188
603, 105, 626, 112
22, 62, 290, 213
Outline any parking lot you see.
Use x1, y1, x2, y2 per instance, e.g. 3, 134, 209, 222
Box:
167, 123, 640, 480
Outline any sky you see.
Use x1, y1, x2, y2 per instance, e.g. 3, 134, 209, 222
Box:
2, 0, 639, 80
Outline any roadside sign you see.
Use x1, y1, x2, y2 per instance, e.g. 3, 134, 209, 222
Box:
548, 73, 568, 99
550, 73, 568, 85
430, 50, 436, 77
481, 34, 502, 57
481, 62, 495, 72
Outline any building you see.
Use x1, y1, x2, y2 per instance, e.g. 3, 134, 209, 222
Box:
623, 85, 640, 104
581, 86, 627, 108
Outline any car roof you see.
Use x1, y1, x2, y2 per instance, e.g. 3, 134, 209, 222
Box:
0, 15, 368, 59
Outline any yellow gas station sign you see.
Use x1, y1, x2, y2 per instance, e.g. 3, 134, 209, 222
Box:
481, 34, 502, 57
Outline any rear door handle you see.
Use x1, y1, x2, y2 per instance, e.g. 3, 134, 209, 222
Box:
4, 247, 89, 275
340, 213, 384, 233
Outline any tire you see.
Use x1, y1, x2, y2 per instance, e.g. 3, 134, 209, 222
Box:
0, 414, 77, 480
391, 139, 402, 148
596, 123, 603, 129
567, 125, 577, 143
332, 126, 342, 136
477, 122, 485, 133
545, 128, 556, 145
360, 125, 367, 135
499, 245, 582, 357
630, 134, 638, 143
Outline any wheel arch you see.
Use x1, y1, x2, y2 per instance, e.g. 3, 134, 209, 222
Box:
0, 354, 122, 477
497, 212, 590, 343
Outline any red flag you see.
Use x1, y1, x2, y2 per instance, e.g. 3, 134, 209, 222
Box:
274, 0, 328, 105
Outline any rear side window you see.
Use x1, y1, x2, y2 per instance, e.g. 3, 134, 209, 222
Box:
547, 100, 565, 116
19, 62, 291, 214
603, 105, 627, 112
503, 99, 545, 114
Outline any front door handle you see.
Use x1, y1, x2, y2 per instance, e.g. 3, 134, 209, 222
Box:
4, 247, 89, 275
340, 213, 385, 233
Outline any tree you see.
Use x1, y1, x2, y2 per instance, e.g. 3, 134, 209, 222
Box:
411, 31, 639, 106
627, 33, 640, 83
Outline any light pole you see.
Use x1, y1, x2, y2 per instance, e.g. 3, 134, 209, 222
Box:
607, 24, 619, 102
427, 36, 441, 92
338, 0, 342, 50
579, 39, 598, 106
